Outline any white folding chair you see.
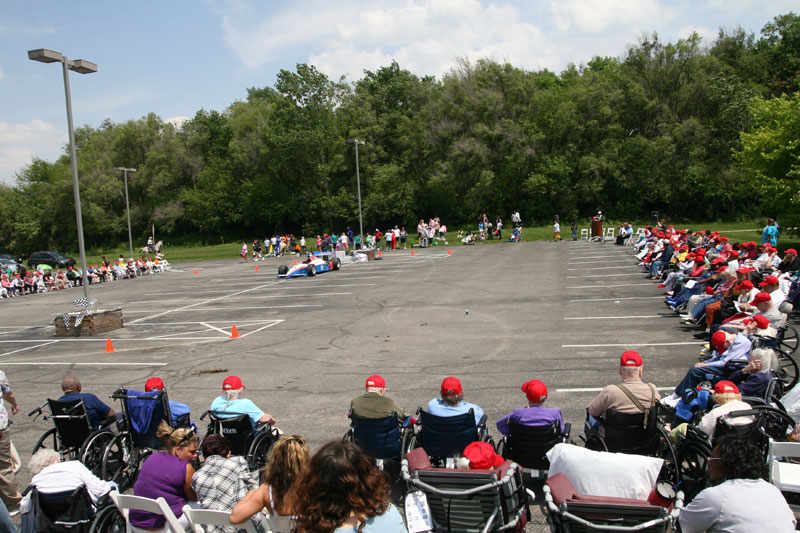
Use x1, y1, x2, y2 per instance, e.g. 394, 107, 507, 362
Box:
604, 227, 615, 241
110, 491, 186, 532
181, 506, 259, 533
637, 228, 646, 235
580, 228, 589, 240
769, 438, 800, 513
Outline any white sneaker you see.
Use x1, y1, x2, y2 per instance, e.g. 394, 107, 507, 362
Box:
661, 394, 680, 408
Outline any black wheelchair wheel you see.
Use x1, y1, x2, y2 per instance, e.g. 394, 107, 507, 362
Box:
89, 502, 124, 533
249, 430, 277, 469
752, 405, 796, 442
80, 430, 115, 477
102, 433, 140, 492
583, 433, 607, 452
655, 426, 680, 485
342, 428, 354, 442
778, 323, 799, 357
776, 352, 799, 392
677, 438, 712, 504
32, 428, 59, 456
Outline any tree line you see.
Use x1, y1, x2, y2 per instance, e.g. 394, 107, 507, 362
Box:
1, 13, 798, 255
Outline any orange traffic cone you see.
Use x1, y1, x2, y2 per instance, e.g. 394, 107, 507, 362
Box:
448, 249, 452, 255
411, 250, 415, 256
230, 325, 240, 339
104, 338, 115, 353
193, 269, 198, 275
379, 250, 383, 257
255, 265, 259, 272
293, 258, 298, 265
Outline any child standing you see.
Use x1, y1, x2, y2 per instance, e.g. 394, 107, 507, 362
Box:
240, 241, 248, 261
553, 220, 561, 241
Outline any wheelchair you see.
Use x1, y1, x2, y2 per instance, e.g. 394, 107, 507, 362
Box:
20, 484, 124, 533
342, 410, 412, 468
200, 410, 279, 470
404, 408, 492, 467
99, 387, 183, 491
582, 406, 679, 486
496, 420, 571, 478
27, 399, 117, 478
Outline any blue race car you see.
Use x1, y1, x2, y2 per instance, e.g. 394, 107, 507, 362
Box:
277, 252, 341, 278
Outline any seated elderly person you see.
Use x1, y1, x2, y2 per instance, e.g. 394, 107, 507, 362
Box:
350, 374, 410, 421
427, 377, 485, 425
191, 435, 259, 533
455, 441, 505, 470
680, 435, 795, 531
728, 347, 777, 398
725, 291, 782, 329
209, 375, 276, 429
20, 448, 116, 520
58, 375, 116, 430
663, 330, 752, 406
670, 381, 753, 443
144, 377, 192, 427
496, 379, 564, 436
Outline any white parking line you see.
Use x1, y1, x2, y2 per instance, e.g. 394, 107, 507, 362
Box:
567, 266, 638, 271
564, 315, 666, 320
556, 386, 675, 393
569, 296, 663, 302
137, 292, 352, 302
562, 341, 704, 347
0, 340, 59, 358
566, 273, 643, 278
566, 283, 653, 289
1, 362, 169, 366
567, 259, 633, 264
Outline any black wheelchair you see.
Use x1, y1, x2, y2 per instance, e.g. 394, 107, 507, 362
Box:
404, 408, 493, 466
200, 410, 279, 469
583, 405, 679, 485
20, 485, 124, 533
99, 387, 184, 491
27, 399, 117, 478
342, 410, 412, 469
497, 419, 571, 478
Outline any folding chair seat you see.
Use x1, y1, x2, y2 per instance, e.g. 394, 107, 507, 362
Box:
580, 229, 589, 240
181, 505, 259, 533
410, 408, 489, 464
768, 438, 800, 514
498, 420, 571, 477
110, 491, 185, 533
402, 447, 531, 532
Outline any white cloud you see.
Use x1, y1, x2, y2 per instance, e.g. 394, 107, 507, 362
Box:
0, 120, 65, 184
0, 66, 4, 81
549, 0, 671, 33
677, 24, 717, 45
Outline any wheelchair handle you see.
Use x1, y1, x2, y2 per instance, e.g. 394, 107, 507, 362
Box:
27, 402, 47, 418
200, 410, 211, 421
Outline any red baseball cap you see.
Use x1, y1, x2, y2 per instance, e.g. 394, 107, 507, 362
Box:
521, 380, 548, 403
145, 377, 164, 391
749, 292, 772, 305
786, 249, 798, 255
365, 375, 385, 388
462, 441, 504, 469
711, 331, 728, 352
620, 350, 643, 367
441, 377, 463, 396
744, 315, 770, 329
759, 275, 779, 286
739, 280, 754, 290
705, 286, 715, 294
714, 381, 739, 395
222, 375, 245, 390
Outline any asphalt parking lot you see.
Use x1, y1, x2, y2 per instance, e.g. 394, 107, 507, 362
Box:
1, 239, 701, 528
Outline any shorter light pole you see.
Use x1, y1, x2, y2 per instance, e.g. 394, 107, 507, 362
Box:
113, 167, 136, 259
346, 138, 365, 248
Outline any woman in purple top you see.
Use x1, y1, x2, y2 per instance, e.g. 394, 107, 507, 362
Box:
496, 379, 564, 436
130, 421, 199, 530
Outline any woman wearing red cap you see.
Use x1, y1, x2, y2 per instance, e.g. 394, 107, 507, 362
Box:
670, 381, 752, 443
427, 377, 485, 426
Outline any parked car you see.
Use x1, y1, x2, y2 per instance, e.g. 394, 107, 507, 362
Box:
0, 254, 22, 269
28, 251, 76, 269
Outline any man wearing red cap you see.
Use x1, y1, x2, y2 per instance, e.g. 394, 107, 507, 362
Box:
664, 330, 752, 406
779, 248, 799, 272
427, 377, 485, 425
349, 375, 409, 421
496, 379, 564, 436
757, 274, 786, 308
209, 376, 276, 428
587, 351, 658, 436
144, 377, 192, 427
727, 290, 782, 328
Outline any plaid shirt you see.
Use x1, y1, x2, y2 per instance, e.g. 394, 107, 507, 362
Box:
192, 455, 260, 533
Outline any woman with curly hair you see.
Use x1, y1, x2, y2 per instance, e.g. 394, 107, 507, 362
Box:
290, 440, 407, 533
680, 434, 795, 532
230, 434, 309, 531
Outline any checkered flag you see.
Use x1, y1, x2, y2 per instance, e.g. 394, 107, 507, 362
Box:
73, 297, 88, 308
62, 314, 71, 329
74, 314, 84, 327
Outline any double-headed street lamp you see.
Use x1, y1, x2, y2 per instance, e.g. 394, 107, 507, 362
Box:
113, 167, 137, 260
28, 48, 97, 303
346, 138, 365, 249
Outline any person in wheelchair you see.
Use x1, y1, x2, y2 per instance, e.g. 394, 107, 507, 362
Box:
496, 379, 564, 436
210, 376, 277, 429
144, 376, 192, 427
587, 351, 658, 436
455, 441, 505, 470
349, 374, 410, 422
679, 434, 796, 532
427, 377, 485, 426
663, 330, 752, 407
57, 375, 115, 431
727, 347, 777, 398
669, 381, 754, 443
20, 448, 115, 518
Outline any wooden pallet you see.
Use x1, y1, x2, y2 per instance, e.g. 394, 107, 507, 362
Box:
54, 308, 124, 337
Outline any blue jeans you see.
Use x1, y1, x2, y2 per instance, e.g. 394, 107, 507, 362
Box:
690, 294, 720, 320
674, 366, 729, 398
0, 496, 14, 533
649, 261, 665, 276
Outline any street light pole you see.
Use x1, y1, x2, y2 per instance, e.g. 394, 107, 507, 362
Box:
346, 138, 365, 249
28, 49, 97, 303
113, 167, 137, 260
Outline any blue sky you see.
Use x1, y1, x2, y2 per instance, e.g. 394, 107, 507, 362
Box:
0, 0, 795, 184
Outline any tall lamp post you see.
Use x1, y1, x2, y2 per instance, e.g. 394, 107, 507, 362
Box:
28, 48, 97, 303
346, 138, 365, 249
113, 167, 136, 260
